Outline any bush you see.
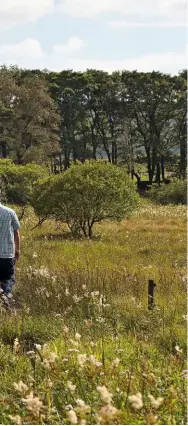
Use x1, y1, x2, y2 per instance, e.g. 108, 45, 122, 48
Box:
31, 160, 139, 237
148, 180, 187, 205
0, 159, 48, 206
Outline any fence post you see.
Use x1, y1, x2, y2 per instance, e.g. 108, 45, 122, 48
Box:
148, 279, 156, 310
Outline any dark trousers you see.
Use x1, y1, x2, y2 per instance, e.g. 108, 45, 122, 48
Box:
0, 258, 15, 295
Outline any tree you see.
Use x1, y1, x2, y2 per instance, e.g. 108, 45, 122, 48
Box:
0, 67, 60, 164
32, 160, 139, 237
0, 159, 48, 219
121, 71, 181, 182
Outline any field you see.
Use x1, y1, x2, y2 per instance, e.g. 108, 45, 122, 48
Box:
0, 201, 187, 425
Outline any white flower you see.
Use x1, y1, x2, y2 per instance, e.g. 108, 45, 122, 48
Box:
97, 386, 113, 404
13, 338, 20, 353
9, 415, 22, 424
68, 349, 80, 354
98, 404, 118, 424
48, 352, 58, 363
67, 381, 76, 392
67, 409, 78, 424
13, 381, 28, 394
34, 344, 42, 351
77, 353, 87, 367
75, 332, 81, 340
112, 358, 120, 367
65, 288, 70, 296
82, 285, 87, 290
22, 391, 43, 417
175, 345, 183, 354
95, 361, 103, 367
63, 326, 69, 334
128, 392, 143, 410
148, 394, 164, 409
32, 253, 38, 258
70, 339, 79, 348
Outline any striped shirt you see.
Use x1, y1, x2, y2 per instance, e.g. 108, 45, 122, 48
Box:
0, 204, 20, 258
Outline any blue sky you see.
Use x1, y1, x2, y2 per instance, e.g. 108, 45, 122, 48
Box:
0, 0, 186, 74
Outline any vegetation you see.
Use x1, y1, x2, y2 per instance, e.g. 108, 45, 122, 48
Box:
31, 161, 139, 237
0, 202, 186, 425
0, 64, 186, 424
0, 160, 48, 218
148, 180, 187, 205
0, 67, 186, 181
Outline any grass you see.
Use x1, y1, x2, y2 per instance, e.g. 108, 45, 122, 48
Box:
0, 200, 187, 425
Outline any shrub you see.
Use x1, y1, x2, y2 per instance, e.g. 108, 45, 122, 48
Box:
31, 160, 139, 237
0, 159, 48, 206
148, 180, 187, 205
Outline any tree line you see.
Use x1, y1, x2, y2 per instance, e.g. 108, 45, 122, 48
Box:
0, 66, 186, 182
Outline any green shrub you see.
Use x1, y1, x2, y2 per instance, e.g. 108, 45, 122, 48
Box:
148, 180, 187, 205
0, 159, 48, 205
31, 160, 139, 237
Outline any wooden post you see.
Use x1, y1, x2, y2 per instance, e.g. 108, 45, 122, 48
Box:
148, 280, 156, 310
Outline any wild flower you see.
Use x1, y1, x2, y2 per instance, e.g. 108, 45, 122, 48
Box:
14, 381, 29, 394
128, 392, 143, 409
175, 345, 183, 354
75, 332, 81, 340
13, 338, 20, 353
82, 285, 87, 290
70, 339, 79, 348
77, 353, 87, 367
75, 399, 90, 413
32, 252, 38, 258
48, 352, 58, 363
73, 294, 82, 303
67, 409, 78, 424
148, 394, 164, 409
97, 386, 113, 404
84, 319, 93, 327
112, 357, 120, 367
9, 415, 22, 425
26, 351, 36, 359
65, 288, 70, 296
98, 404, 119, 424
35, 344, 42, 351
22, 391, 43, 417
67, 381, 76, 392
63, 326, 69, 334
68, 349, 80, 354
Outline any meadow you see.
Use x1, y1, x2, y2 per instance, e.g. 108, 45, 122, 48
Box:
0, 201, 187, 425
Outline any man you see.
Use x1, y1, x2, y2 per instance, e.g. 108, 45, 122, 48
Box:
0, 198, 20, 309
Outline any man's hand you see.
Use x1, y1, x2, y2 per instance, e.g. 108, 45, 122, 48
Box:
15, 250, 20, 261
14, 230, 20, 261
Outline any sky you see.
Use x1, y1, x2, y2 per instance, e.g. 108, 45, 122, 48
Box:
0, 0, 187, 74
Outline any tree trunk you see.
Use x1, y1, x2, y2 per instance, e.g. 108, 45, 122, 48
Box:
0, 141, 7, 158
155, 162, 161, 184
180, 138, 187, 179
161, 155, 165, 180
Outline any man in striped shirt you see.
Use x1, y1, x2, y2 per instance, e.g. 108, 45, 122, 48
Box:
0, 199, 20, 309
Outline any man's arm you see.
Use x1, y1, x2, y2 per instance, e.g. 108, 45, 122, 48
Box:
14, 230, 20, 261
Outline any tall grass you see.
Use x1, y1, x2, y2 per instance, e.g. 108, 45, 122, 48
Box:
0, 201, 186, 424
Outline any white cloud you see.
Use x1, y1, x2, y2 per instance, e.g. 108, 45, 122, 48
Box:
58, 0, 186, 25
109, 20, 186, 28
0, 38, 44, 65
53, 37, 85, 54
0, 37, 186, 75
0, 0, 186, 29
0, 0, 54, 29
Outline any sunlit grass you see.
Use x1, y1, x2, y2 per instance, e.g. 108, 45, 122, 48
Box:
0, 201, 186, 424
